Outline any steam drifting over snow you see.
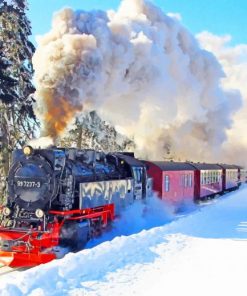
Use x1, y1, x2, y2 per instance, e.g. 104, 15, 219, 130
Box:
33, 0, 242, 162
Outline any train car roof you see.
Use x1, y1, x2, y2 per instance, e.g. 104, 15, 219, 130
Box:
217, 164, 243, 169
188, 163, 223, 170
114, 153, 146, 167
145, 161, 196, 171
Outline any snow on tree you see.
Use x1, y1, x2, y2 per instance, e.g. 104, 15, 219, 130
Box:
0, 0, 36, 196
60, 111, 135, 153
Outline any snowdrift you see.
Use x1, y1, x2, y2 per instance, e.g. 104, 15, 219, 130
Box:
1, 186, 247, 296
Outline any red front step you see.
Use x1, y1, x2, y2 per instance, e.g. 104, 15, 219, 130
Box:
0, 251, 57, 268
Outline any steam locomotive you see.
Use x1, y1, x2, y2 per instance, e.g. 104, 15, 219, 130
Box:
0, 146, 151, 267
0, 145, 245, 268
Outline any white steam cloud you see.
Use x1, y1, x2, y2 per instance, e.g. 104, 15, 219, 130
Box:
197, 32, 247, 165
33, 0, 243, 163
28, 136, 54, 149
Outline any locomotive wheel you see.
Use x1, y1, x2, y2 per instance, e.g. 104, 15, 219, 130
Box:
59, 220, 90, 251
88, 217, 104, 238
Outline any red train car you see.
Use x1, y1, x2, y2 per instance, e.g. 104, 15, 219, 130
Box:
240, 168, 247, 184
145, 161, 196, 205
145, 161, 227, 205
188, 163, 223, 200
218, 164, 240, 191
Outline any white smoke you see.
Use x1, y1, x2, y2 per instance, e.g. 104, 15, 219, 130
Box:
167, 12, 182, 21
87, 195, 175, 249
28, 136, 54, 149
197, 31, 247, 165
33, 0, 242, 162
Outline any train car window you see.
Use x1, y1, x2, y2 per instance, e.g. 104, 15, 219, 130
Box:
184, 175, 188, 188
164, 175, 170, 192
189, 173, 192, 187
205, 171, 208, 184
180, 174, 184, 187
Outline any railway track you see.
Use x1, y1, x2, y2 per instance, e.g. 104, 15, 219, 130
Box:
0, 265, 28, 277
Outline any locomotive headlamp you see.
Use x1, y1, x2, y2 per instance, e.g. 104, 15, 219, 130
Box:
35, 209, 44, 219
23, 145, 33, 156
2, 207, 11, 216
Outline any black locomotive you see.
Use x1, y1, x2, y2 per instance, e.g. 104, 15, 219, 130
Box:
5, 146, 148, 222
0, 146, 149, 267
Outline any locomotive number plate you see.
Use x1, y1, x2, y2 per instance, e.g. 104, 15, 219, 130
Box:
16, 180, 41, 188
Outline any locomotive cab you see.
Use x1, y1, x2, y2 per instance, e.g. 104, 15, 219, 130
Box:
114, 153, 148, 199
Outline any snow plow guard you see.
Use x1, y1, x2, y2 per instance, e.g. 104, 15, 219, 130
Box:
0, 204, 115, 268
0, 251, 56, 268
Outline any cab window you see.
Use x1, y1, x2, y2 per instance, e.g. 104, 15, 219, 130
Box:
132, 167, 143, 183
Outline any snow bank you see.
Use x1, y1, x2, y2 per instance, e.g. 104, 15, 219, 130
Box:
1, 186, 247, 296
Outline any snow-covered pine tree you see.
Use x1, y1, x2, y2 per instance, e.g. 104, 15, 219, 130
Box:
60, 111, 136, 153
0, 0, 36, 195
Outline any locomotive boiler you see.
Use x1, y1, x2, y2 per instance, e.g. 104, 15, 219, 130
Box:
0, 146, 150, 267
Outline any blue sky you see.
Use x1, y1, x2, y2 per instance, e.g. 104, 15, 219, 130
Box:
27, 0, 246, 46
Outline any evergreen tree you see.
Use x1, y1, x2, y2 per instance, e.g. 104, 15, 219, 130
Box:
60, 111, 135, 153
0, 0, 36, 195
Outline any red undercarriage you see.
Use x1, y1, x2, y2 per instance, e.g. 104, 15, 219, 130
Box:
0, 204, 114, 268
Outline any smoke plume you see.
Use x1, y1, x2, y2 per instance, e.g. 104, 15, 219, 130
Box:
197, 32, 247, 165
33, 0, 243, 162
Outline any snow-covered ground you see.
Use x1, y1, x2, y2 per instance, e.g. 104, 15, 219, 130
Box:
1, 186, 247, 296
